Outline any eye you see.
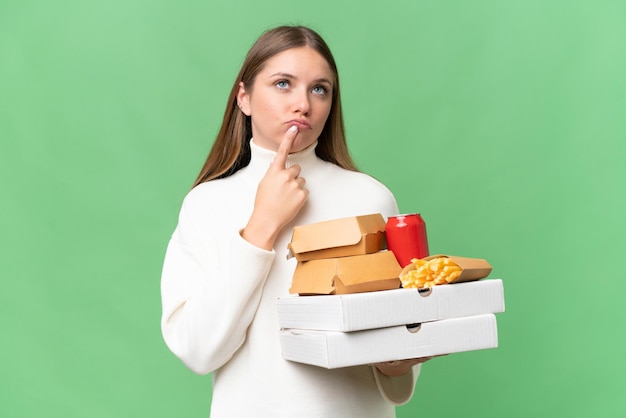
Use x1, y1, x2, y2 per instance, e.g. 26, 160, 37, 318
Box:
312, 85, 329, 95
275, 80, 290, 89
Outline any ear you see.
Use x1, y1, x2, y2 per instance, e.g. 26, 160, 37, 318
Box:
237, 82, 251, 116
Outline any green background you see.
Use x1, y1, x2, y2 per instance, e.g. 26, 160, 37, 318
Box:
2, 0, 624, 417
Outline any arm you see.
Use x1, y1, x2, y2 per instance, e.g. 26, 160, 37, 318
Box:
160, 127, 305, 375
160, 200, 275, 375
372, 355, 443, 404
372, 363, 421, 405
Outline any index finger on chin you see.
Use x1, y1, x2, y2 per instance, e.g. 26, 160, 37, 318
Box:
273, 125, 298, 169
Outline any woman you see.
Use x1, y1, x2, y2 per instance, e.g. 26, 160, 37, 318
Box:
161, 25, 429, 417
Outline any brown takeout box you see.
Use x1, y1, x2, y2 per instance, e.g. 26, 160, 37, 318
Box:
287, 214, 386, 262
400, 254, 493, 284
289, 250, 402, 295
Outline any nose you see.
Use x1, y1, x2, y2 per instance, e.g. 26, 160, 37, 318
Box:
293, 89, 311, 115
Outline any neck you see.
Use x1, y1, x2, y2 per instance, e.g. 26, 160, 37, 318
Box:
241, 139, 321, 182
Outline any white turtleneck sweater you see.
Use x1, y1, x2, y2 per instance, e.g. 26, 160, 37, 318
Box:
161, 140, 420, 417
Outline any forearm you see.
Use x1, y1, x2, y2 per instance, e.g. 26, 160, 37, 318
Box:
372, 363, 422, 405
161, 230, 275, 374
375, 360, 415, 377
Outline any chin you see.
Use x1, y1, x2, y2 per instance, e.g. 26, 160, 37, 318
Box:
293, 138, 317, 153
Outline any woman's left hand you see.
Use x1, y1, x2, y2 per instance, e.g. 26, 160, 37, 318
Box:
374, 355, 444, 377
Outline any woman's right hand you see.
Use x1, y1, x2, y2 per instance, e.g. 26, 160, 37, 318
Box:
242, 126, 309, 250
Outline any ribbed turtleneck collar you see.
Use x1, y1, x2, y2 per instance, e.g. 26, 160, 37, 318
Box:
240, 138, 322, 183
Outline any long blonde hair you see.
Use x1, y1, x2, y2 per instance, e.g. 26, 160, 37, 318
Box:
192, 26, 357, 187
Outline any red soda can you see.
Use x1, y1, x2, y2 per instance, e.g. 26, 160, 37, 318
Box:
385, 214, 429, 267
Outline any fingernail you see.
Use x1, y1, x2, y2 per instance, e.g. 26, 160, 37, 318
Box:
289, 125, 298, 133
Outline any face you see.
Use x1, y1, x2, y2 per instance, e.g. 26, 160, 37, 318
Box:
237, 47, 335, 153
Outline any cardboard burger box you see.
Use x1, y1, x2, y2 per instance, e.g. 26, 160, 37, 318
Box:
287, 213, 401, 295
289, 250, 402, 295
279, 278, 504, 332
287, 213, 386, 262
279, 313, 499, 369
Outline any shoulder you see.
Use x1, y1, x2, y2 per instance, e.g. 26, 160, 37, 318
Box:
180, 181, 216, 211
312, 162, 400, 218
172, 176, 248, 240
177, 176, 239, 219
324, 163, 395, 197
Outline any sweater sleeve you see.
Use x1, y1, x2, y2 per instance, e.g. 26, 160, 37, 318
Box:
160, 192, 275, 375
372, 364, 421, 405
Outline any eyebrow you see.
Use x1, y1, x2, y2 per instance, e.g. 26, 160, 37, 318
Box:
269, 72, 333, 86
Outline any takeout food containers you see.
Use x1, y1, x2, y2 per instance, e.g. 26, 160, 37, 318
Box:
287, 214, 386, 262
400, 254, 493, 285
288, 250, 402, 295
277, 279, 505, 368
279, 278, 504, 331
279, 314, 499, 369
288, 214, 400, 295
280, 214, 504, 369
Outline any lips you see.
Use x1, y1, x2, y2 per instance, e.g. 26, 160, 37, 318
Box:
287, 119, 311, 130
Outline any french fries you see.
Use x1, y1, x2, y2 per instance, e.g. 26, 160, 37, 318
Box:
400, 256, 463, 289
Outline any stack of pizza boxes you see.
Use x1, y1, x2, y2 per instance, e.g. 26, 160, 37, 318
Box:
277, 213, 505, 369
